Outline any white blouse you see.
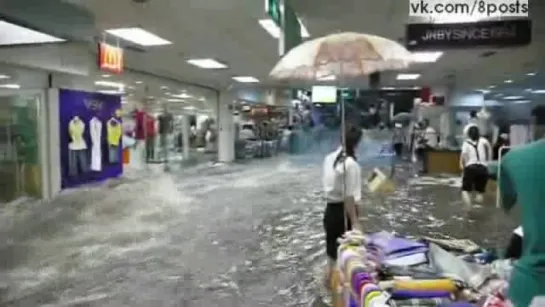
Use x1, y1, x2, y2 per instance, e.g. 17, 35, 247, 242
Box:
322, 147, 362, 203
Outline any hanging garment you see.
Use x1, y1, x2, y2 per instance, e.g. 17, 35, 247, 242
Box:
68, 117, 87, 150
90, 117, 103, 171
107, 118, 122, 164
509, 125, 529, 146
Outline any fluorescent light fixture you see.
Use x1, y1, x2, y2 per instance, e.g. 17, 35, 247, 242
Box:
161, 86, 169, 90
478, 89, 490, 94
0, 83, 20, 89
184, 106, 196, 110
135, 81, 143, 84
512, 100, 531, 104
199, 97, 206, 101
0, 75, 9, 79
318, 75, 336, 81
503, 96, 524, 100
232, 76, 259, 83
102, 74, 111, 78
527, 72, 536, 76
396, 74, 420, 80
504, 79, 513, 83
488, 85, 496, 89
525, 88, 533, 92
105, 27, 171, 46
259, 18, 310, 39
98, 90, 124, 95
171, 93, 192, 99
381, 87, 396, 90
0, 20, 65, 46
127, 86, 135, 90
187, 58, 227, 69
410, 51, 443, 63
167, 98, 185, 102
95, 80, 124, 89
532, 90, 545, 94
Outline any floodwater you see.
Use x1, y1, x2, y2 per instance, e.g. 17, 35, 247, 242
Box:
0, 146, 517, 306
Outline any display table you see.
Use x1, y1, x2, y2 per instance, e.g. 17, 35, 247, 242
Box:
426, 149, 461, 175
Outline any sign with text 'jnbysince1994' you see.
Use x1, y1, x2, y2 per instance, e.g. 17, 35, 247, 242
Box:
406, 19, 531, 50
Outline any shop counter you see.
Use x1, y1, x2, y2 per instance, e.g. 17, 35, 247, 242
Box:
426, 148, 461, 175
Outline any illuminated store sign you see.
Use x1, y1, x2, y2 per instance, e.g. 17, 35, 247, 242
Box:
98, 43, 124, 74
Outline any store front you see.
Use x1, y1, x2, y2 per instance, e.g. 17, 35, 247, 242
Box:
0, 64, 49, 203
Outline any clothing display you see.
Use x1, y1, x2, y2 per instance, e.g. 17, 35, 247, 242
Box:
476, 108, 492, 137
90, 117, 102, 171
68, 116, 87, 150
107, 118, 122, 164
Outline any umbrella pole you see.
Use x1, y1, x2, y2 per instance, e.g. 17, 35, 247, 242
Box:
339, 63, 349, 234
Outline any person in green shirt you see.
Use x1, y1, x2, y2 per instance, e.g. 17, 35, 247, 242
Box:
499, 139, 545, 306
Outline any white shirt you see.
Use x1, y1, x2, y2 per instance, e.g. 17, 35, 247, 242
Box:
461, 137, 491, 167
90, 117, 102, 171
423, 126, 438, 148
323, 147, 362, 203
514, 226, 523, 237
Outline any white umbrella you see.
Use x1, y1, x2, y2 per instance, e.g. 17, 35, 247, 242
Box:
269, 32, 412, 81
269, 32, 412, 234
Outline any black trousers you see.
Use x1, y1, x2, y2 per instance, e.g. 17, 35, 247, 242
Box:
393, 143, 403, 157
462, 164, 489, 193
505, 232, 522, 259
323, 202, 352, 260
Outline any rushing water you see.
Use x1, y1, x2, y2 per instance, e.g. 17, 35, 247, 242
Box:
0, 145, 517, 306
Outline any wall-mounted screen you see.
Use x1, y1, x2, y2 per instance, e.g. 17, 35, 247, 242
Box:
312, 86, 337, 103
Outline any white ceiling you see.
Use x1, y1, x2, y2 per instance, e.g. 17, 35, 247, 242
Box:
8, 0, 545, 97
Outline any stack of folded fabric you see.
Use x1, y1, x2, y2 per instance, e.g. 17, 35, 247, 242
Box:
368, 231, 429, 267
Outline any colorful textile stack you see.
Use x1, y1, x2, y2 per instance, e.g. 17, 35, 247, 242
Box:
367, 232, 428, 267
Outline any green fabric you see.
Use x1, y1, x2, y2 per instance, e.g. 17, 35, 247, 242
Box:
499, 139, 545, 306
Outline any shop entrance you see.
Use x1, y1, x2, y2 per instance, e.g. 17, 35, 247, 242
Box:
0, 93, 42, 203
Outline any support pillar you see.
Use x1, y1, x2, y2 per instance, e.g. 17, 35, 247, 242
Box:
217, 91, 235, 162
181, 114, 190, 160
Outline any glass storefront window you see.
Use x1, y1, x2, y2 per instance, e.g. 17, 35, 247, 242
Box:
0, 93, 42, 202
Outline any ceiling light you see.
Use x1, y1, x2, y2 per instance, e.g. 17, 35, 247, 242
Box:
0, 83, 20, 89
102, 74, 111, 78
98, 90, 124, 95
95, 80, 124, 89
532, 90, 545, 94
0, 20, 65, 46
410, 51, 443, 63
396, 74, 420, 80
259, 18, 309, 39
185, 106, 196, 110
167, 98, 185, 102
318, 75, 336, 81
478, 89, 490, 94
233, 76, 259, 83
527, 72, 536, 76
503, 96, 524, 100
525, 88, 533, 92
171, 93, 192, 99
199, 97, 206, 101
512, 100, 531, 104
127, 86, 135, 90
381, 87, 396, 90
504, 80, 513, 83
0, 75, 9, 79
135, 81, 143, 84
488, 85, 496, 89
161, 86, 169, 90
105, 27, 172, 46
187, 58, 227, 69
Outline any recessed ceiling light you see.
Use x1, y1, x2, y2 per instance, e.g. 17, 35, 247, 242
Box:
503, 96, 524, 100
135, 81, 143, 84
233, 76, 259, 83
167, 98, 185, 102
410, 51, 443, 63
161, 86, 169, 90
187, 58, 227, 69
102, 74, 111, 78
504, 79, 513, 83
478, 89, 490, 94
396, 74, 420, 80
127, 86, 135, 90
95, 80, 124, 89
0, 20, 65, 46
258, 18, 310, 39
525, 88, 533, 92
0, 83, 20, 89
381, 87, 396, 90
98, 90, 124, 95
105, 27, 172, 46
199, 97, 206, 101
527, 72, 536, 76
171, 93, 192, 99
488, 85, 496, 89
532, 90, 545, 94
185, 106, 196, 110
512, 100, 531, 104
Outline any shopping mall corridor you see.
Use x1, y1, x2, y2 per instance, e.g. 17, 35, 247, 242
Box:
0, 154, 517, 306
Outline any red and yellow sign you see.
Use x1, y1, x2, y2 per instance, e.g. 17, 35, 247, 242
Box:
98, 42, 123, 74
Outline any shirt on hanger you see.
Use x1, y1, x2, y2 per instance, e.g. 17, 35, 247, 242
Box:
90, 117, 103, 171
107, 119, 122, 146
69, 117, 87, 150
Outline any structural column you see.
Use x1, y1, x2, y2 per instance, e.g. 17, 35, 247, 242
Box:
217, 91, 235, 162
181, 114, 190, 160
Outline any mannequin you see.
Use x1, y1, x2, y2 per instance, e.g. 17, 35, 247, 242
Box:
68, 116, 88, 176
107, 117, 122, 163
89, 116, 103, 171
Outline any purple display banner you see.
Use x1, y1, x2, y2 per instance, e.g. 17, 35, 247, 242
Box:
59, 89, 123, 189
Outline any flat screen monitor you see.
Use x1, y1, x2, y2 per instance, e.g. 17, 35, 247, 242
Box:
312, 86, 337, 103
